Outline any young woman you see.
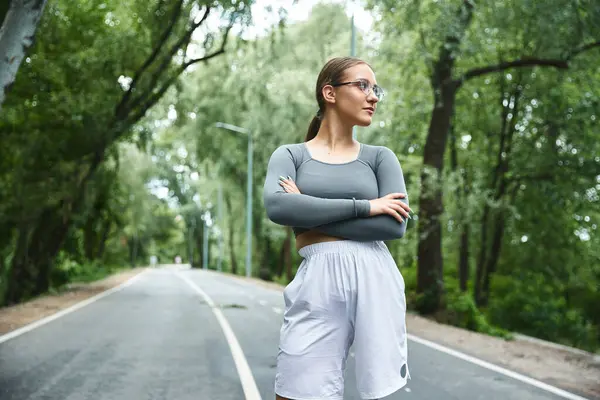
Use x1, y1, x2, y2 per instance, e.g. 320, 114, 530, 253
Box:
263, 56, 411, 400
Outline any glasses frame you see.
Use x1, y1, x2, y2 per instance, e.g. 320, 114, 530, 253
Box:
330, 79, 385, 101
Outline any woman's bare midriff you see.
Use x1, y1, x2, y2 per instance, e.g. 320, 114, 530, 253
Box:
295, 230, 345, 251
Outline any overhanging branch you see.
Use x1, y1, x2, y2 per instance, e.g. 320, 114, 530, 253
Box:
182, 21, 234, 69
457, 38, 600, 86
506, 173, 554, 184
124, 6, 212, 118
115, 0, 185, 118
566, 39, 600, 60
460, 58, 568, 84
124, 20, 235, 131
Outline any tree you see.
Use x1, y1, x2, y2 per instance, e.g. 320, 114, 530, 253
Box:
0, 0, 254, 304
371, 0, 600, 313
0, 0, 49, 110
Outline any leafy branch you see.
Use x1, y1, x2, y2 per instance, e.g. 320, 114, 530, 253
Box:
456, 39, 600, 86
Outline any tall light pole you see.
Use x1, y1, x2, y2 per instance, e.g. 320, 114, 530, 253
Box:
215, 122, 253, 278
217, 179, 223, 272
202, 216, 209, 270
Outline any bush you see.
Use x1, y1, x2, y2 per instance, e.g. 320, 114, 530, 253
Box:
442, 278, 512, 339
488, 273, 598, 351
51, 252, 122, 289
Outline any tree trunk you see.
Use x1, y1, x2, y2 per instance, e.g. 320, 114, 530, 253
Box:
83, 191, 109, 260
83, 217, 96, 260
96, 219, 112, 260
5, 224, 33, 304
130, 233, 138, 268
475, 202, 491, 304
6, 153, 104, 303
476, 80, 521, 306
449, 119, 471, 292
481, 211, 506, 303
0, 0, 49, 110
458, 224, 470, 292
416, 81, 457, 313
7, 203, 72, 303
416, 0, 475, 314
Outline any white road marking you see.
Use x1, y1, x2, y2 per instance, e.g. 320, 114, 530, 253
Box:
178, 273, 262, 400
0, 269, 148, 345
407, 334, 590, 400
258, 300, 267, 306
272, 307, 282, 314
213, 272, 589, 400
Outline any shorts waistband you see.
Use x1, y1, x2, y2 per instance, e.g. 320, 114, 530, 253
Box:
298, 240, 385, 258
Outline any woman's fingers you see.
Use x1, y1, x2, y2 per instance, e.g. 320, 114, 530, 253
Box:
392, 199, 412, 212
390, 203, 410, 218
385, 192, 407, 199
279, 178, 300, 194
280, 181, 293, 192
386, 207, 405, 223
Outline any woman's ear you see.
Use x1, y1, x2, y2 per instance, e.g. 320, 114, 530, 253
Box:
322, 84, 336, 105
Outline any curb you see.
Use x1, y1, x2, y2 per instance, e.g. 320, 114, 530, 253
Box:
513, 333, 599, 360
0, 268, 148, 344
208, 270, 600, 364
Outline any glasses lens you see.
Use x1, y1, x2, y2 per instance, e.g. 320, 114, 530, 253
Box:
357, 80, 369, 92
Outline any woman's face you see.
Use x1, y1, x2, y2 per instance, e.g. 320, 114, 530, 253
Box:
330, 63, 381, 127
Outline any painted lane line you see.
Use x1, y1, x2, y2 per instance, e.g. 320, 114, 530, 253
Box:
0, 269, 148, 345
214, 273, 591, 400
258, 300, 267, 306
272, 307, 282, 315
177, 273, 262, 400
407, 334, 590, 400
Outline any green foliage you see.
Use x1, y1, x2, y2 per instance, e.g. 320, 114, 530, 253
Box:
369, 0, 600, 350
444, 282, 512, 340
488, 273, 598, 351
51, 253, 116, 287
0, 0, 598, 355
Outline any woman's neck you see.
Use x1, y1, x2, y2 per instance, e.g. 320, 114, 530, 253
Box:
313, 112, 356, 150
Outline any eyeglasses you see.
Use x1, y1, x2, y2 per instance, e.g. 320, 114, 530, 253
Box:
331, 79, 385, 101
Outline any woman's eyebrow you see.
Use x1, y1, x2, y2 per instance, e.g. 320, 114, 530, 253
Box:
353, 76, 376, 84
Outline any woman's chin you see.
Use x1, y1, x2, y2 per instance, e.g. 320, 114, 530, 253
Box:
356, 116, 373, 127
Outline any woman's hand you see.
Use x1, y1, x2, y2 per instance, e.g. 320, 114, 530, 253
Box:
369, 193, 411, 223
279, 176, 301, 194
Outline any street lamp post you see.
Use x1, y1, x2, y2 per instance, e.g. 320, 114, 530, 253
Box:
217, 180, 223, 272
215, 122, 253, 278
202, 216, 209, 270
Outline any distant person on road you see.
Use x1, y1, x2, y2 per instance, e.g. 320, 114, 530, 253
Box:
263, 57, 412, 400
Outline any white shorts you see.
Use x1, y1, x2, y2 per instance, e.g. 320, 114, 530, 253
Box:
274, 240, 410, 400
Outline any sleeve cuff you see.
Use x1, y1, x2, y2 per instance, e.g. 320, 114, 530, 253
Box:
355, 199, 370, 217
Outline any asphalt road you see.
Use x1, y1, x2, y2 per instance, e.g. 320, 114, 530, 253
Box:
0, 266, 591, 400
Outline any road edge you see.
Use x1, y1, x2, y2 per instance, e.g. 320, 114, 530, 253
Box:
214, 269, 597, 400
0, 268, 148, 345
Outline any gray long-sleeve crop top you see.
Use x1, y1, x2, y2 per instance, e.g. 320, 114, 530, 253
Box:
262, 141, 409, 241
